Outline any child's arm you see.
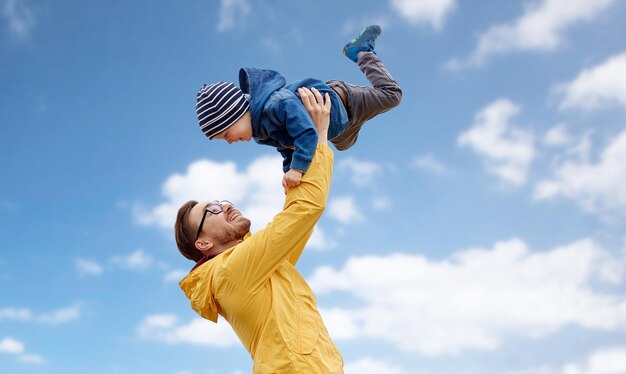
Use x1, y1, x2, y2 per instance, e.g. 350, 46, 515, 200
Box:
272, 97, 319, 173
277, 147, 303, 193
276, 147, 303, 193
277, 148, 294, 174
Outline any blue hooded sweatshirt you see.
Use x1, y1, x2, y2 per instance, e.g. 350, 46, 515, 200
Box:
239, 68, 349, 173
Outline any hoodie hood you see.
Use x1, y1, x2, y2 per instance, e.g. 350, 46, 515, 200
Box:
239, 68, 287, 130
179, 265, 218, 322
178, 233, 252, 323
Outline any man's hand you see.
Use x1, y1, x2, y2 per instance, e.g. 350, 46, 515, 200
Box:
282, 169, 304, 194
298, 87, 331, 143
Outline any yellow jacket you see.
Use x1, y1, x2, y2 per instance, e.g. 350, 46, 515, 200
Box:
180, 144, 343, 373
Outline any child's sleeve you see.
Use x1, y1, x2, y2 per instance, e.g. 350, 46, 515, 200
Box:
277, 148, 294, 174
273, 97, 318, 173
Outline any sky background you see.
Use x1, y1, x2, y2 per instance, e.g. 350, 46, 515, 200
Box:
2, 0, 626, 373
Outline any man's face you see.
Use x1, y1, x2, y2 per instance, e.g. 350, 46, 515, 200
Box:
189, 200, 251, 245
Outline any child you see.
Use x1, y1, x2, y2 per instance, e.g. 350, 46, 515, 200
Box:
195, 25, 402, 190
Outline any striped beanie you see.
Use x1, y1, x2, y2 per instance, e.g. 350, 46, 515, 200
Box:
196, 82, 250, 139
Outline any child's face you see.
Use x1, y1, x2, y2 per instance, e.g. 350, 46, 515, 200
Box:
213, 111, 252, 144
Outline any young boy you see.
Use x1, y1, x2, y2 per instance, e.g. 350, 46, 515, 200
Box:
196, 25, 402, 190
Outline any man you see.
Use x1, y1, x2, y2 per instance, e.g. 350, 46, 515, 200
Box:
174, 87, 343, 373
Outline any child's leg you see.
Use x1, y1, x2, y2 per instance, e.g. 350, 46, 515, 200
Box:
328, 51, 402, 150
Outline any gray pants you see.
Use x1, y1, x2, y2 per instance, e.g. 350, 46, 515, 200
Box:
327, 51, 402, 150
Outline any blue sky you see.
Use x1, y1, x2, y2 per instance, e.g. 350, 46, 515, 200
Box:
2, 0, 626, 373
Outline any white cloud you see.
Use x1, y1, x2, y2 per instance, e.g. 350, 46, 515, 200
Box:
307, 226, 336, 251
310, 238, 626, 356
390, 0, 456, 30
372, 195, 391, 211
506, 365, 556, 374
511, 346, 626, 374
534, 129, 626, 215
164, 269, 188, 283
137, 314, 240, 347
344, 357, 406, 374
458, 99, 534, 186
328, 196, 364, 224
18, 353, 45, 365
0, 337, 43, 365
446, 0, 617, 69
75, 258, 103, 276
564, 346, 626, 374
0, 337, 24, 354
318, 307, 361, 340
136, 155, 284, 233
566, 131, 593, 162
0, 307, 31, 321
338, 157, 383, 187
557, 52, 626, 111
36, 305, 81, 325
77, 252, 173, 277
0, 305, 80, 325
543, 123, 572, 147
412, 154, 449, 174
1, 0, 35, 41
111, 249, 153, 271
217, 0, 251, 33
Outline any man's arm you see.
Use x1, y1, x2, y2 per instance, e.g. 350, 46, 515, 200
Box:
224, 88, 331, 293
224, 144, 332, 292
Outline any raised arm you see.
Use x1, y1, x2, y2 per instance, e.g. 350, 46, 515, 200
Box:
299, 87, 330, 143
274, 96, 319, 173
225, 88, 332, 293
284, 87, 330, 264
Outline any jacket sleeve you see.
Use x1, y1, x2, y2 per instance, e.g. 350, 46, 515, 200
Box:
223, 144, 333, 293
278, 147, 294, 174
273, 97, 318, 173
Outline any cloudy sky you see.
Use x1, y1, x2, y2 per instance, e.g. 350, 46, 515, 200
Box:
2, 0, 626, 373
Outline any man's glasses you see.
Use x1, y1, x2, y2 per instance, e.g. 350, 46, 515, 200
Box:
195, 200, 233, 241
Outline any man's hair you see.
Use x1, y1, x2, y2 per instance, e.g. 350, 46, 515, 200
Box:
175, 200, 204, 262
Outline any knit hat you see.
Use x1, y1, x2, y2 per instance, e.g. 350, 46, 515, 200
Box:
196, 82, 250, 139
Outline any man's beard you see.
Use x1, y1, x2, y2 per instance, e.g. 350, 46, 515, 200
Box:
217, 217, 251, 243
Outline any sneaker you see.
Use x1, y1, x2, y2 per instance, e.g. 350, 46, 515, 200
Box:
343, 25, 381, 63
